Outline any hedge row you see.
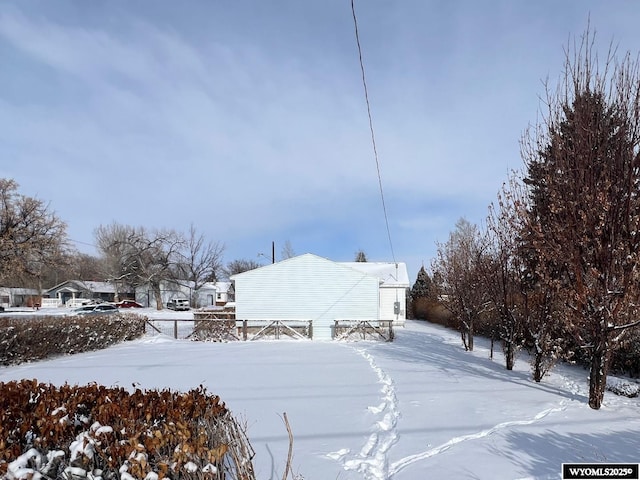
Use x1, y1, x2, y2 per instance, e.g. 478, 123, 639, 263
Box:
0, 314, 146, 366
0, 380, 256, 480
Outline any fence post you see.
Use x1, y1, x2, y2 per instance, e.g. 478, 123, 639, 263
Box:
242, 320, 247, 341
174, 320, 178, 339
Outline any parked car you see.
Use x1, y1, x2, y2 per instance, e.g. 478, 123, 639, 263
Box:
73, 304, 119, 315
166, 299, 190, 311
115, 300, 144, 308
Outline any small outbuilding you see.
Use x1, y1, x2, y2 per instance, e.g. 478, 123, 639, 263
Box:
230, 253, 409, 340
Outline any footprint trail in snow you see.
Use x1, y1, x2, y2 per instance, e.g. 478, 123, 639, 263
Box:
328, 347, 400, 480
388, 402, 568, 477
327, 346, 569, 480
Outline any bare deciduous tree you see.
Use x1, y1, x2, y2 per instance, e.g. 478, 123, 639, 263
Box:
280, 240, 296, 261
175, 224, 225, 306
0, 179, 69, 289
223, 259, 262, 278
432, 218, 488, 351
95, 223, 139, 302
95, 223, 184, 309
484, 178, 527, 370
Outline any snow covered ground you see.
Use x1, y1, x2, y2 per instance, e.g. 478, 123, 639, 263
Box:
1, 318, 639, 480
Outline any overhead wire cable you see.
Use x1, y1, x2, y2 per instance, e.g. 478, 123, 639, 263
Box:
350, 0, 396, 264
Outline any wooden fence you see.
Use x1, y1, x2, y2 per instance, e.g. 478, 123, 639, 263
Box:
145, 315, 394, 342
333, 319, 395, 342
145, 315, 314, 341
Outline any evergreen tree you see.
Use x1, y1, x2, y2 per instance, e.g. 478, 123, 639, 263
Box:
354, 250, 368, 262
411, 266, 432, 300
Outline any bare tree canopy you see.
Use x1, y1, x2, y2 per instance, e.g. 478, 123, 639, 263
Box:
432, 218, 488, 352
223, 259, 262, 278
0, 178, 68, 287
95, 223, 183, 308
521, 29, 640, 409
484, 178, 528, 370
280, 240, 295, 261
174, 224, 225, 304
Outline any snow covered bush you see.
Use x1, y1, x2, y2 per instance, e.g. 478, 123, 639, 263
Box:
606, 377, 640, 398
0, 380, 256, 480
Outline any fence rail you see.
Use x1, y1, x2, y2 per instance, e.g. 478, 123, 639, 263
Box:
333, 319, 394, 342
40, 298, 62, 308
145, 318, 314, 341
145, 317, 394, 342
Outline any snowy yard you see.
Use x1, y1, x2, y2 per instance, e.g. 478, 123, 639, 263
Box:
1, 319, 639, 480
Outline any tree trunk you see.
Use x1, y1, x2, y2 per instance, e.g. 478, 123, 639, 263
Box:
460, 320, 469, 351
504, 339, 515, 370
588, 334, 610, 410
468, 318, 474, 351
532, 351, 543, 382
152, 283, 163, 311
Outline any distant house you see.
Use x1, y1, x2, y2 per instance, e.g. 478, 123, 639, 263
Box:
340, 260, 410, 326
135, 280, 191, 309
213, 281, 235, 306
190, 281, 235, 308
0, 287, 41, 308
134, 281, 232, 309
230, 253, 409, 340
46, 281, 134, 306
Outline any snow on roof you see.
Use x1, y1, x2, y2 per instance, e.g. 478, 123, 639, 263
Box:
340, 262, 410, 287
215, 281, 233, 293
46, 280, 124, 294
78, 281, 117, 293
0, 287, 40, 295
230, 253, 410, 288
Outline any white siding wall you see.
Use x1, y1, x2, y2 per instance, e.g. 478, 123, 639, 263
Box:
379, 287, 406, 326
233, 254, 379, 340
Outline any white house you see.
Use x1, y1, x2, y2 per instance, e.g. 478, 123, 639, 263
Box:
340, 261, 410, 326
213, 281, 235, 305
134, 281, 232, 309
230, 253, 409, 340
0, 287, 41, 308
46, 281, 129, 306
135, 280, 200, 309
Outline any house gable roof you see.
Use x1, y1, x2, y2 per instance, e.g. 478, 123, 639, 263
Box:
340, 262, 410, 287
47, 280, 117, 294
231, 253, 409, 287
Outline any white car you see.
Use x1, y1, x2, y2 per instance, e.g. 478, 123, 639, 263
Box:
73, 304, 119, 315
166, 299, 190, 311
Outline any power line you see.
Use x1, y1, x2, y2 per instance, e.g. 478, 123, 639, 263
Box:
350, 0, 396, 263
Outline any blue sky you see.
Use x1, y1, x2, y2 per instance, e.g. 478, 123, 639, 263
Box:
1, 1, 639, 283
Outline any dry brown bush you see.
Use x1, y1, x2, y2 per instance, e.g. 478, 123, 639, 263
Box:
0, 313, 145, 366
0, 380, 256, 480
412, 298, 455, 328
